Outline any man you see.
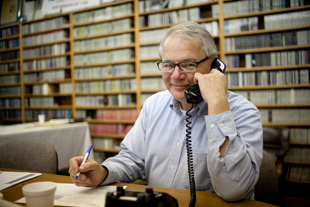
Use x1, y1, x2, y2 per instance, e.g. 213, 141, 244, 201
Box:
69, 21, 263, 201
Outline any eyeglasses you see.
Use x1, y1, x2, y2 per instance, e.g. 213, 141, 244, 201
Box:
157, 56, 210, 73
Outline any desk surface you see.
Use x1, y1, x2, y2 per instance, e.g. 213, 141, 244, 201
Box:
0, 168, 276, 207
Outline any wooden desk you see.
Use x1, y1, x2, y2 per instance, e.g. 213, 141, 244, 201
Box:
0, 168, 277, 207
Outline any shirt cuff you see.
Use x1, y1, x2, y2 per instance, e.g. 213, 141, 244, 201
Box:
99, 164, 119, 186
205, 110, 237, 139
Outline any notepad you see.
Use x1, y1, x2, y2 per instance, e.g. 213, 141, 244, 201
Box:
0, 171, 41, 191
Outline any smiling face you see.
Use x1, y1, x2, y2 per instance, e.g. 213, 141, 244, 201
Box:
161, 36, 211, 107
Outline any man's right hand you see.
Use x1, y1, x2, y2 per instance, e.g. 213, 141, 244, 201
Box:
68, 156, 108, 187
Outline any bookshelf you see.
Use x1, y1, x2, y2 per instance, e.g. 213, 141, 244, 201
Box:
0, 0, 309, 200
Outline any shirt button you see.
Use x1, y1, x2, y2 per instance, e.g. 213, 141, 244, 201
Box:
170, 165, 174, 170
184, 120, 187, 124
220, 123, 224, 127
211, 124, 215, 128
177, 142, 180, 147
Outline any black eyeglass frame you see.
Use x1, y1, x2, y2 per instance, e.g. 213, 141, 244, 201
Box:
157, 56, 210, 73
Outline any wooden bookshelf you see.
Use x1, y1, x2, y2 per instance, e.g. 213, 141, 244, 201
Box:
0, 1, 310, 202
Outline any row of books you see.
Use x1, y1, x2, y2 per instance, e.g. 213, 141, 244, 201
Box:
138, 0, 214, 13
138, 21, 219, 44
23, 70, 66, 83
139, 7, 200, 28
73, 3, 133, 24
74, 48, 133, 65
23, 43, 68, 59
0, 63, 20, 73
2, 110, 22, 119
140, 77, 166, 90
28, 83, 72, 95
75, 94, 136, 107
22, 30, 69, 47
140, 62, 161, 75
25, 97, 55, 107
25, 109, 72, 119
286, 166, 310, 182
75, 79, 137, 92
259, 108, 310, 123
74, 33, 133, 52
224, 17, 258, 34
290, 0, 306, 7
0, 26, 19, 38
225, 49, 310, 68
0, 98, 22, 107
22, 17, 69, 34
264, 10, 310, 30
234, 89, 310, 105
284, 148, 310, 163
75, 64, 135, 79
73, 18, 132, 38
212, 0, 294, 18
96, 109, 138, 121
92, 138, 122, 151
0, 86, 21, 96
290, 128, 310, 143
89, 123, 133, 135
0, 38, 19, 50
0, 51, 20, 61
225, 30, 310, 51
227, 69, 309, 87
139, 45, 159, 59
23, 57, 68, 71
0, 74, 20, 85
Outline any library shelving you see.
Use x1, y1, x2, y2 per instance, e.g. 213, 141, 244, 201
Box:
0, 0, 309, 203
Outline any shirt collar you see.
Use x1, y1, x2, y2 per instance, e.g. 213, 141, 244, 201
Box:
169, 97, 208, 117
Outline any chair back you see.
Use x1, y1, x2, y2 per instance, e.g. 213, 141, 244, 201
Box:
0, 139, 58, 174
254, 150, 278, 205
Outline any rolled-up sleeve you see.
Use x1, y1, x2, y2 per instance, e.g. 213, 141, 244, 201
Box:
206, 106, 263, 201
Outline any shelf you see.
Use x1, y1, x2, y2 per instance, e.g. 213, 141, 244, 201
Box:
73, 44, 135, 54
225, 45, 310, 55
228, 84, 310, 90
87, 119, 135, 124
22, 39, 71, 49
74, 59, 136, 68
223, 5, 310, 20
263, 123, 310, 127
91, 134, 124, 139
224, 25, 310, 37
23, 79, 72, 85
227, 64, 310, 72
93, 148, 120, 153
21, 26, 70, 37
76, 105, 136, 110
256, 104, 310, 108
25, 106, 72, 110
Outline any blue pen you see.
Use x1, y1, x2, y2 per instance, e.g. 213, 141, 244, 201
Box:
75, 145, 93, 180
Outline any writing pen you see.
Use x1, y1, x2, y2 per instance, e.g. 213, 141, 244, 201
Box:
75, 145, 93, 180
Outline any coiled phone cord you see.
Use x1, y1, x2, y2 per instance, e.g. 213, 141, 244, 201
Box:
186, 105, 196, 207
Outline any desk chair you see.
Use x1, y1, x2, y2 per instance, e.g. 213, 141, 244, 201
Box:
262, 126, 289, 177
0, 139, 58, 174
254, 150, 279, 206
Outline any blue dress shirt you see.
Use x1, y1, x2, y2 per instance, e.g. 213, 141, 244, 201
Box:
101, 90, 263, 201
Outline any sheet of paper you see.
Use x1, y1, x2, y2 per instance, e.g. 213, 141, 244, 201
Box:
16, 183, 125, 207
0, 171, 41, 191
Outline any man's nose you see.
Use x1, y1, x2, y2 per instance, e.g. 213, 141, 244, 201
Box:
170, 65, 185, 79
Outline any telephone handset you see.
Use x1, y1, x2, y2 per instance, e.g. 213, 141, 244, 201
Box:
184, 58, 226, 104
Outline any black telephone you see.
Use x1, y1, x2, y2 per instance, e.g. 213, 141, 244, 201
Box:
184, 58, 226, 104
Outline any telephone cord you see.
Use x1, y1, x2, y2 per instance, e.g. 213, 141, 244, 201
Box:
186, 105, 196, 207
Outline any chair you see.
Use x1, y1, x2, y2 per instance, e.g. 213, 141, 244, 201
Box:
262, 126, 290, 177
0, 139, 58, 174
254, 150, 279, 206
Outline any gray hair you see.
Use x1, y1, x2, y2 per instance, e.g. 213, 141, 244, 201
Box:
158, 21, 218, 59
